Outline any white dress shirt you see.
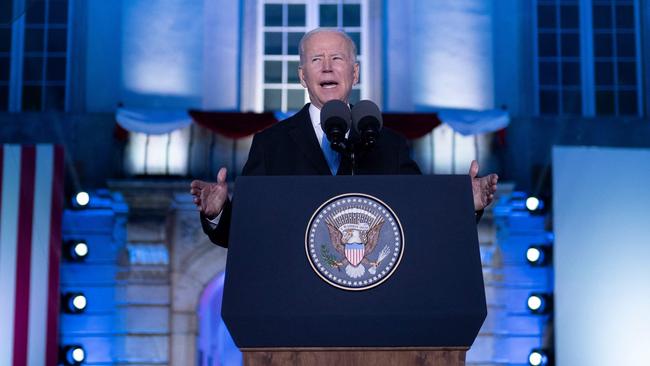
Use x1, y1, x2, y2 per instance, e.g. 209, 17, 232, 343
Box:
309, 104, 325, 145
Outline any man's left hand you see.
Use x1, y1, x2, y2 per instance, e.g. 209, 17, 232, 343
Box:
469, 160, 498, 211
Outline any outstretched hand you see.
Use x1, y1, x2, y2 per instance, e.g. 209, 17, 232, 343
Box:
190, 167, 229, 219
469, 160, 498, 211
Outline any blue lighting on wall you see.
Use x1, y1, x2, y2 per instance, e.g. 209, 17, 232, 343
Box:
121, 1, 203, 99
412, 0, 494, 110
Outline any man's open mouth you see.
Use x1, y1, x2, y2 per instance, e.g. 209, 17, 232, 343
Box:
320, 81, 339, 89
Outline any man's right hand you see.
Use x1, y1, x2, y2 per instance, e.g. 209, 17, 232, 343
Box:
190, 167, 229, 219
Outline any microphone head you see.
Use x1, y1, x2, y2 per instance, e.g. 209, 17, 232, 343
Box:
351, 100, 383, 134
320, 100, 351, 138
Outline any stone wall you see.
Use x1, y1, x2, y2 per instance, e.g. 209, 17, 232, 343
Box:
62, 182, 228, 365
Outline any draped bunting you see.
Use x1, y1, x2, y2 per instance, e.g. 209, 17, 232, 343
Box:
114, 108, 504, 140
188, 110, 440, 140
382, 113, 441, 140
116, 108, 193, 135
432, 108, 510, 136
188, 110, 278, 139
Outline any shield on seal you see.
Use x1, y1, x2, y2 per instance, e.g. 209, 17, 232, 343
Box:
344, 243, 365, 266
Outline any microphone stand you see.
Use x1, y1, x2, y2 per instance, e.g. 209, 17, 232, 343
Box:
349, 132, 377, 176
334, 134, 375, 176
335, 138, 356, 176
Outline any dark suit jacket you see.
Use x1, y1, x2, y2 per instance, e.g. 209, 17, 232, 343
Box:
202, 103, 422, 248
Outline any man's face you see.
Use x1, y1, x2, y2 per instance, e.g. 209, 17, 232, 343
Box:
298, 31, 359, 110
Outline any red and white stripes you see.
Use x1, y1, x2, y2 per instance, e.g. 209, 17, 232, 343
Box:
0, 145, 64, 366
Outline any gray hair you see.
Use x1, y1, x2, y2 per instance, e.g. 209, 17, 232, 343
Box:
298, 28, 358, 66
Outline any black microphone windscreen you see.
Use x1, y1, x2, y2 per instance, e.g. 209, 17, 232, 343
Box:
351, 100, 383, 133
320, 100, 351, 135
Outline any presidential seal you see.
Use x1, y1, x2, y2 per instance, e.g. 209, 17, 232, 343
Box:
305, 193, 404, 291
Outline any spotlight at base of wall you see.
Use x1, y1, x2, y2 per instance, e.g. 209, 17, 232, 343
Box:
62, 292, 87, 314
526, 196, 547, 214
529, 348, 553, 366
64, 240, 89, 261
527, 292, 553, 314
60, 345, 85, 365
73, 191, 90, 207
526, 244, 552, 266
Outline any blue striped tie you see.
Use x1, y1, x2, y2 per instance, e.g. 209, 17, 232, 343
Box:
321, 134, 340, 175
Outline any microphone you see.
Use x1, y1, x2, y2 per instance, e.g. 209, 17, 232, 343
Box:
320, 100, 351, 154
351, 100, 383, 150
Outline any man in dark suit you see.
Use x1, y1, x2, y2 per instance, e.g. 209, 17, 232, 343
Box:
191, 28, 498, 248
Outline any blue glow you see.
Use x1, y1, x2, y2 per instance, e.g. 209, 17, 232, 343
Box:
554, 147, 650, 365
122, 0, 203, 97
198, 272, 241, 365
412, 0, 494, 109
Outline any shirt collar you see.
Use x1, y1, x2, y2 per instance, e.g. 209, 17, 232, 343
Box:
308, 104, 323, 144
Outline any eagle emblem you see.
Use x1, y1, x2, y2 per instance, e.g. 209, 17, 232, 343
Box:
306, 194, 404, 291
325, 207, 386, 278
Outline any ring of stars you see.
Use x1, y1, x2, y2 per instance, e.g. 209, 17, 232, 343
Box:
306, 193, 405, 291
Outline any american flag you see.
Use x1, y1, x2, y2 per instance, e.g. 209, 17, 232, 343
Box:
0, 145, 64, 366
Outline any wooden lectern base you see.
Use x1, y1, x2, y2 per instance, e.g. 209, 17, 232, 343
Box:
242, 347, 468, 366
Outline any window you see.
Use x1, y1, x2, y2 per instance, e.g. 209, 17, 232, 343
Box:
124, 129, 190, 176
592, 0, 640, 116
22, 0, 69, 111
535, 0, 643, 117
260, 1, 367, 112
0, 0, 12, 110
0, 0, 70, 112
536, 0, 582, 115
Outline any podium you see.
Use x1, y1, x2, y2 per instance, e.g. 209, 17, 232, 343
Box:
222, 176, 486, 365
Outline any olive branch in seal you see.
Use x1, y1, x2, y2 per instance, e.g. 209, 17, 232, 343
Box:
320, 244, 341, 271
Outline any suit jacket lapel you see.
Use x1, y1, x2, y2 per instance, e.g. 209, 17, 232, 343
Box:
288, 104, 332, 175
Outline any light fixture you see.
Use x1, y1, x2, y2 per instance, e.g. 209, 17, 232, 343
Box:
526, 245, 552, 266
528, 349, 549, 366
527, 293, 553, 314
61, 345, 86, 365
64, 240, 89, 261
74, 191, 90, 207
62, 293, 87, 314
526, 196, 543, 212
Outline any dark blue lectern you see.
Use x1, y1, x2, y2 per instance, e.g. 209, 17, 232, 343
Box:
221, 176, 486, 366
